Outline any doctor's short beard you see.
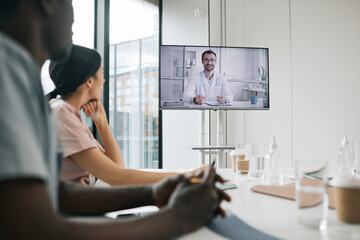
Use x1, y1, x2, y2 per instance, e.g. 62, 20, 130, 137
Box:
204, 64, 215, 72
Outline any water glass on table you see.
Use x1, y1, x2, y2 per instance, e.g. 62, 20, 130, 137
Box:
294, 160, 328, 230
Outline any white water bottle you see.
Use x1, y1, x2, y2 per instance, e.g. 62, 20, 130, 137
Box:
263, 137, 283, 185
338, 135, 354, 176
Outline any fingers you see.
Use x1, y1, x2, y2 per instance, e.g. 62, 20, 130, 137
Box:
83, 100, 99, 117
217, 96, 226, 104
158, 174, 187, 191
172, 178, 189, 196
218, 189, 231, 202
217, 207, 226, 218
215, 190, 231, 218
215, 174, 227, 184
188, 166, 227, 185
153, 174, 188, 207
195, 95, 206, 104
196, 96, 202, 104
190, 166, 205, 178
169, 174, 187, 186
212, 189, 231, 218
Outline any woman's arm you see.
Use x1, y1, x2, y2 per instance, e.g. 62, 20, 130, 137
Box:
70, 148, 176, 186
83, 100, 124, 168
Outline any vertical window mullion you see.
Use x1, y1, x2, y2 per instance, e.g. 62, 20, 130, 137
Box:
139, 39, 144, 168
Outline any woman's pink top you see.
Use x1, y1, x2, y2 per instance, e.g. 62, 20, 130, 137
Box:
50, 98, 104, 185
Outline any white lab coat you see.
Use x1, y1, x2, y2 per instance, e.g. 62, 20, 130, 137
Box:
182, 70, 233, 103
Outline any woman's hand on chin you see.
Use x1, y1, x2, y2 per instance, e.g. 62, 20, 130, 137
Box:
82, 100, 107, 125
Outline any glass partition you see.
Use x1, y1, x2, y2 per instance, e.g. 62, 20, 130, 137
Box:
109, 0, 159, 168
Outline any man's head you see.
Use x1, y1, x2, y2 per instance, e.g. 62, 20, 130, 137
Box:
0, 0, 21, 20
0, 0, 74, 64
201, 50, 216, 73
42, 0, 74, 61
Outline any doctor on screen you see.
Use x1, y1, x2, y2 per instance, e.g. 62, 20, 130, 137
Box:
182, 50, 233, 105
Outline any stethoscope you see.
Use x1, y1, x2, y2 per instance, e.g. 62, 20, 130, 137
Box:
199, 71, 219, 96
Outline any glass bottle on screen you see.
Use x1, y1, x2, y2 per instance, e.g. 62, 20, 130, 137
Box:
338, 135, 354, 176
263, 137, 283, 185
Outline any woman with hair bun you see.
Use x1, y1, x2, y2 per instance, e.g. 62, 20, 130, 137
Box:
49, 45, 193, 186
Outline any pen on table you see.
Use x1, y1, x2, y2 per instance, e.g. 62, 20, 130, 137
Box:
190, 160, 216, 183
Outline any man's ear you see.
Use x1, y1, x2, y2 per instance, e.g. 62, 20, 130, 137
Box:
34, 0, 56, 16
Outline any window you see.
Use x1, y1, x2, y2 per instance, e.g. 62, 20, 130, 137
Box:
40, 0, 159, 170
109, 0, 159, 169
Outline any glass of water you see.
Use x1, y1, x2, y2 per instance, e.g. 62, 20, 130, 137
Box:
295, 160, 328, 230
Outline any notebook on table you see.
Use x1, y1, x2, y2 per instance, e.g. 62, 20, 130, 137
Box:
250, 181, 335, 209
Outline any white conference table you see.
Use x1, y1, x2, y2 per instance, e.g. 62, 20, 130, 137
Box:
181, 169, 360, 240
100, 169, 360, 240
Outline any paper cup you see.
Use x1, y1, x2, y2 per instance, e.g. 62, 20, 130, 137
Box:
331, 176, 360, 223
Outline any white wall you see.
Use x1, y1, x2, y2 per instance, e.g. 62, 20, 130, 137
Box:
290, 0, 360, 163
226, 0, 293, 167
162, 0, 209, 45
162, 0, 210, 169
162, 0, 360, 169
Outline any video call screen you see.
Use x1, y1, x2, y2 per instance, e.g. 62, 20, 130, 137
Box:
159, 45, 269, 110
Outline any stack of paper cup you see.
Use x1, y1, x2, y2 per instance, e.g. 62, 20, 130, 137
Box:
331, 176, 360, 223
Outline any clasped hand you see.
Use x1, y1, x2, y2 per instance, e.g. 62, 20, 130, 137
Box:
194, 95, 226, 104
217, 96, 226, 104
194, 95, 206, 105
152, 166, 231, 233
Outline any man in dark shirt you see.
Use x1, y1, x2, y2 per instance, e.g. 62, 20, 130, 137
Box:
0, 1, 229, 239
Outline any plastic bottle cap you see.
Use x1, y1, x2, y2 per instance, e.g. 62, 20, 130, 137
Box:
269, 137, 278, 150
341, 134, 350, 146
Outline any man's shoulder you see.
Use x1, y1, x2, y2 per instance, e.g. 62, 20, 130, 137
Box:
0, 31, 35, 69
0, 32, 39, 95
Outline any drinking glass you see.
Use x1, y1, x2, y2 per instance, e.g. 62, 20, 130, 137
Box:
295, 160, 328, 230
353, 142, 360, 175
250, 143, 265, 177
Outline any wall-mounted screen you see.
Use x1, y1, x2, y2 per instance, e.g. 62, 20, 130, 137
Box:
159, 45, 269, 110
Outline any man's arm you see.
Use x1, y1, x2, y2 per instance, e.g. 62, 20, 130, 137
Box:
0, 167, 225, 239
59, 180, 155, 215
0, 179, 181, 240
83, 100, 125, 168
221, 75, 233, 103
58, 173, 189, 215
182, 74, 198, 103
